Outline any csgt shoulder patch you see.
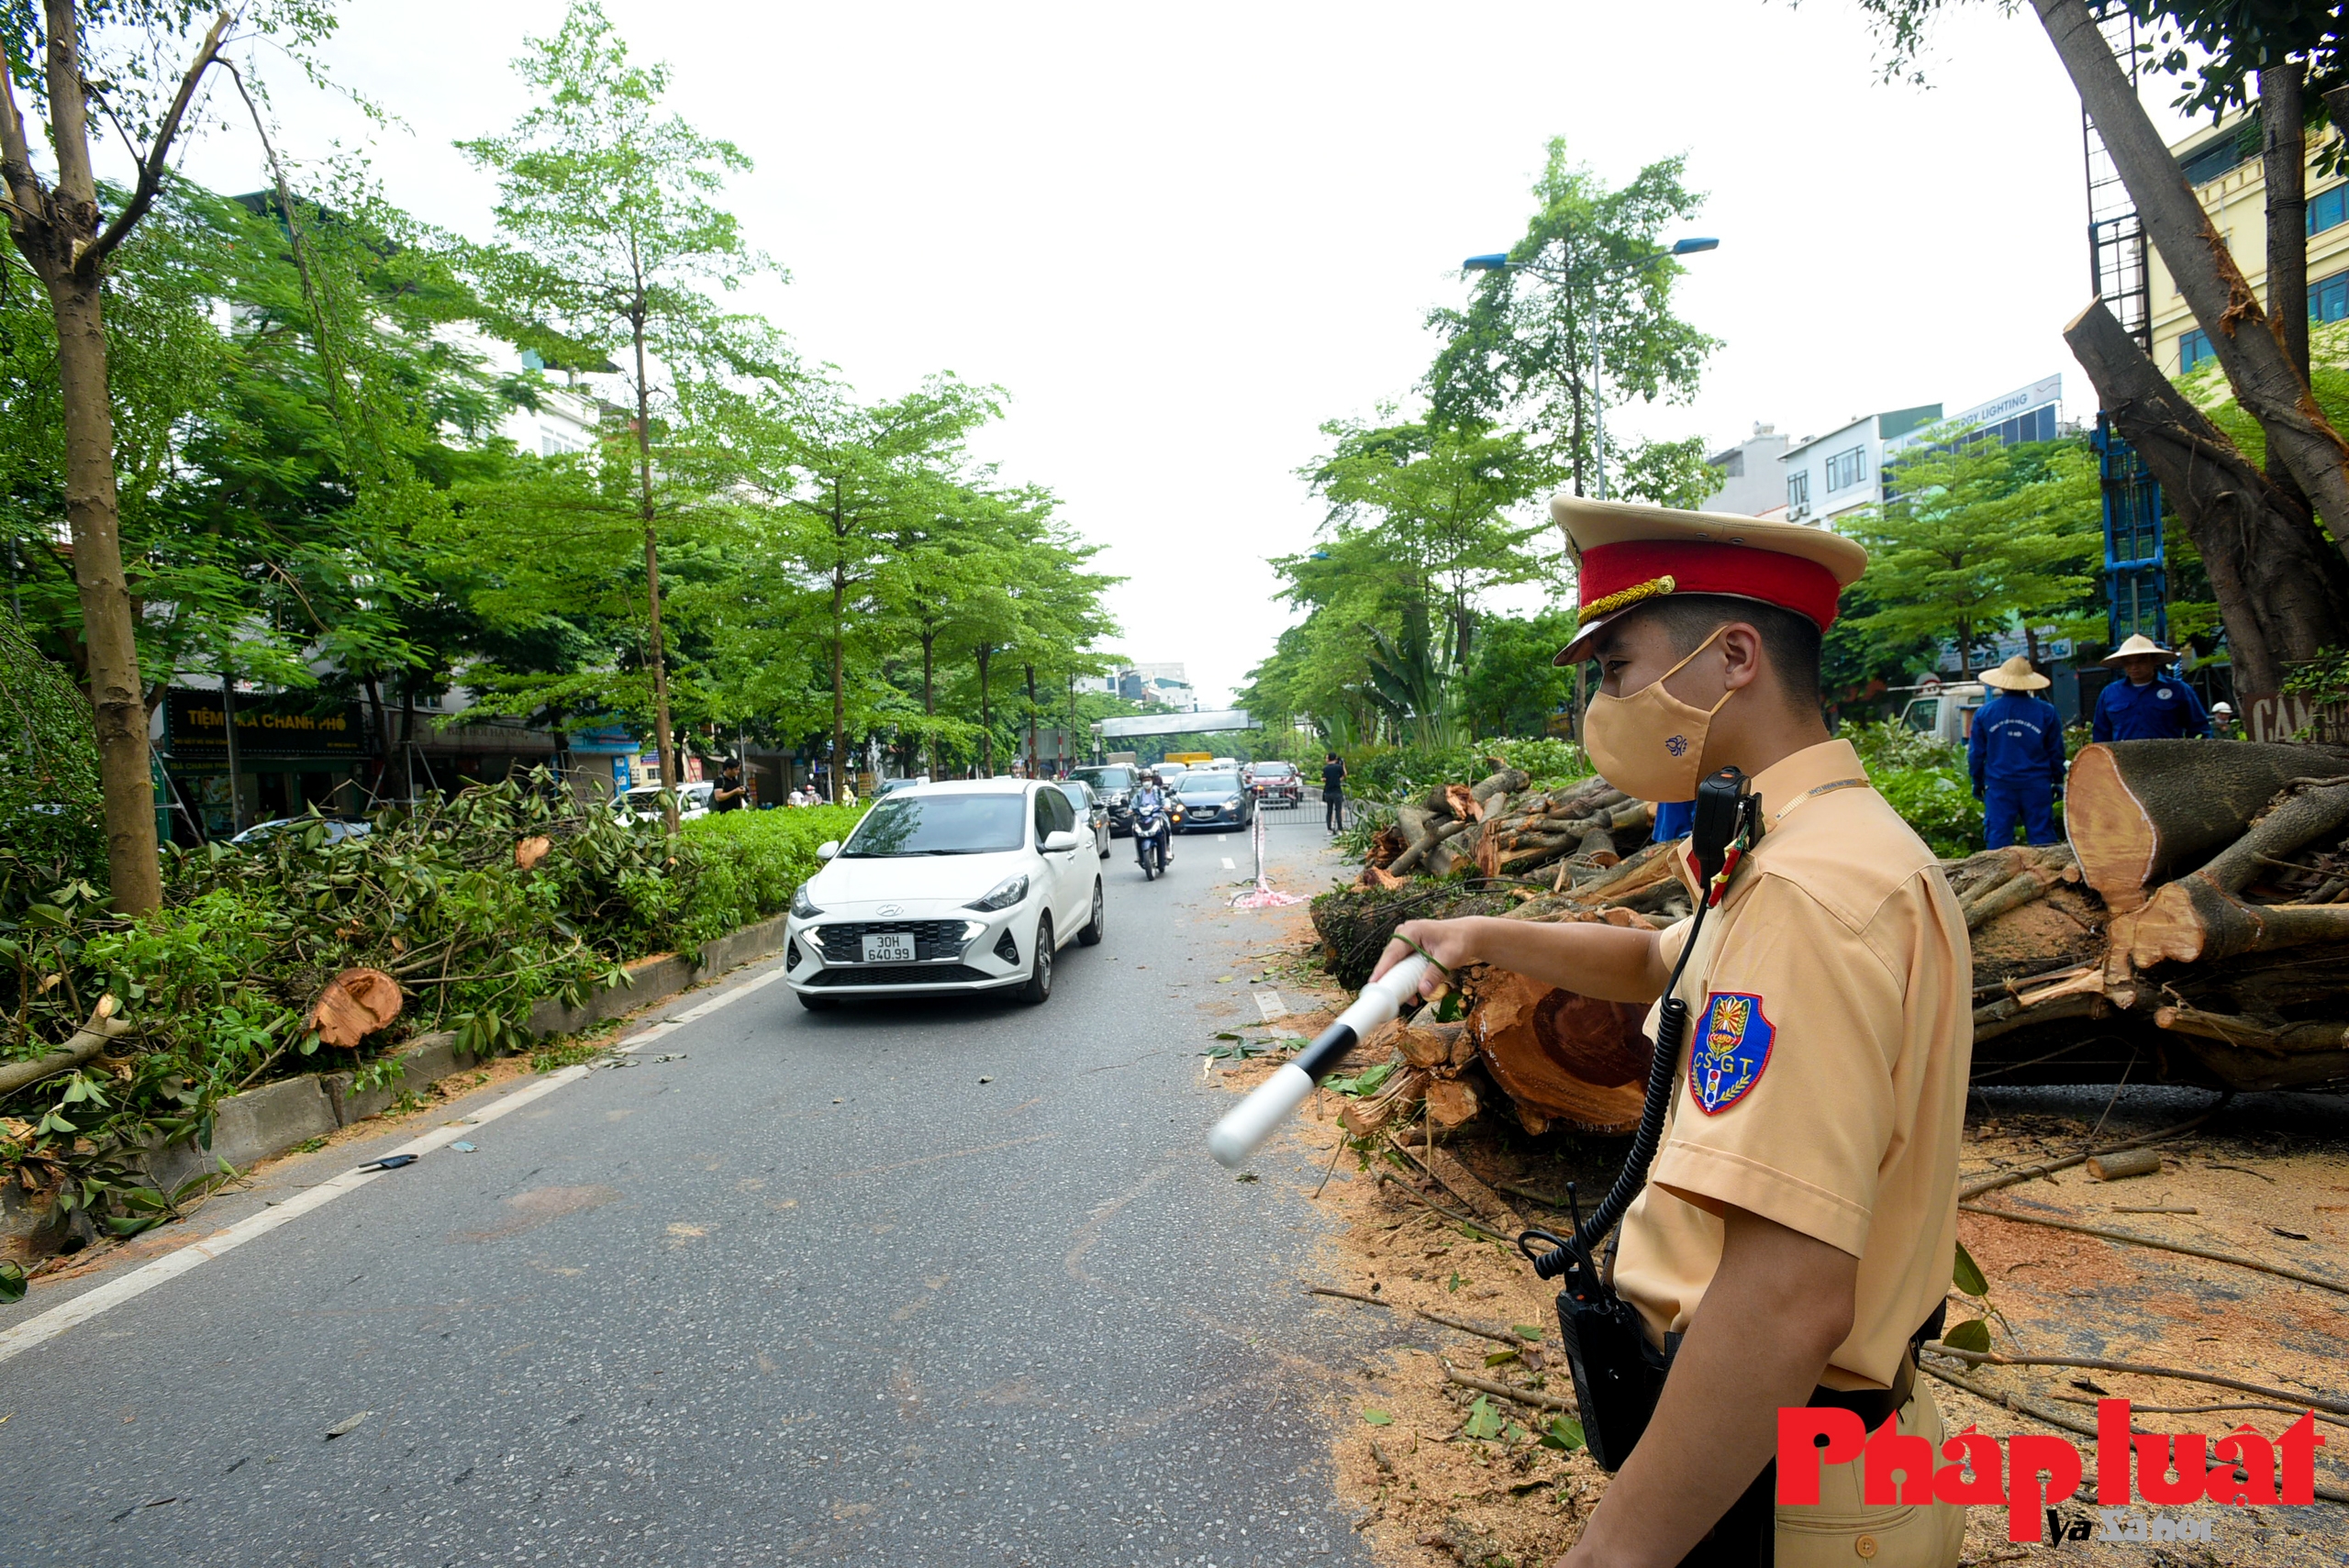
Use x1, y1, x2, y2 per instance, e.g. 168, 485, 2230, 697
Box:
1690, 991, 1773, 1115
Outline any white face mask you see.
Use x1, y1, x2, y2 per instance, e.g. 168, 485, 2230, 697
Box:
1582, 626, 1735, 803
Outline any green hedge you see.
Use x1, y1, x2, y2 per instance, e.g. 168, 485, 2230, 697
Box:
678, 805, 863, 945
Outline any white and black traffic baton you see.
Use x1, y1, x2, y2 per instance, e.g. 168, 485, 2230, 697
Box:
1207, 952, 1430, 1169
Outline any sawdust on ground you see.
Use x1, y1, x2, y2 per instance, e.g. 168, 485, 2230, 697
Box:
1215, 915, 2349, 1568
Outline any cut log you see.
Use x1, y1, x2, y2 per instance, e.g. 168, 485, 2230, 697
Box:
1388, 815, 1476, 876
1426, 831, 1471, 879
2123, 874, 2349, 967
309, 967, 404, 1048
1394, 1021, 1458, 1069
1471, 768, 1530, 807
2065, 740, 2349, 913
2087, 1147, 2162, 1182
1423, 1076, 1482, 1130
1356, 864, 1408, 891
515, 835, 553, 872
1397, 804, 1433, 845
2153, 1004, 2349, 1054
1472, 960, 1653, 1133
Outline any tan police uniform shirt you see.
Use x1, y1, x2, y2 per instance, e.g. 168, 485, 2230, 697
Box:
1610, 738, 1973, 1391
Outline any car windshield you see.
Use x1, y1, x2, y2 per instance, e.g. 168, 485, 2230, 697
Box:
1070, 766, 1133, 790
843, 794, 1028, 856
1252, 762, 1296, 777
1180, 772, 1240, 795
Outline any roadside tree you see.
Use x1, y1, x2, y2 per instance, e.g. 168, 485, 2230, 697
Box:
0, 1, 339, 911
459, 0, 774, 827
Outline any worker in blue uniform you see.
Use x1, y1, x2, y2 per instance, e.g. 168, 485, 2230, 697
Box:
1970, 655, 2067, 848
2091, 633, 2210, 742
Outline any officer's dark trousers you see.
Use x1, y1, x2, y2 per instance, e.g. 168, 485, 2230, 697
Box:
1982, 781, 2056, 848
1324, 791, 1343, 831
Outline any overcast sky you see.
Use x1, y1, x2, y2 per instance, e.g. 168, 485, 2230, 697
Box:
173, 0, 2204, 707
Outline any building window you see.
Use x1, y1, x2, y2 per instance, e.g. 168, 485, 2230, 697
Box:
1823, 447, 1867, 493
2314, 270, 2349, 324
1786, 471, 1809, 512
2179, 327, 2214, 373
2178, 135, 2250, 187
2310, 184, 2348, 237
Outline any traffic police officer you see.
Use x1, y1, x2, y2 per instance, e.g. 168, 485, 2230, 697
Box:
1375, 499, 1970, 1568
1969, 654, 2065, 848
2091, 633, 2210, 740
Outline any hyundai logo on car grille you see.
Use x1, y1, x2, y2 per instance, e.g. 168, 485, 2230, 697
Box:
875, 904, 903, 917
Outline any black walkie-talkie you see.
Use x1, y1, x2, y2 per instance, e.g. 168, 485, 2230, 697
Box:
1519, 765, 1758, 1472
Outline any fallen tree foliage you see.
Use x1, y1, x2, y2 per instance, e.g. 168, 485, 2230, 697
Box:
1313, 739, 2349, 1140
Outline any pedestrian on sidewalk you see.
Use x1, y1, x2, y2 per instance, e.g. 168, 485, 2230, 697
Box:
1969, 655, 2065, 848
1320, 751, 1345, 832
2091, 633, 2210, 740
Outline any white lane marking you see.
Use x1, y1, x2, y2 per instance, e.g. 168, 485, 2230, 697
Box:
1220, 858, 1235, 870
1253, 989, 1287, 1021
0, 959, 790, 1365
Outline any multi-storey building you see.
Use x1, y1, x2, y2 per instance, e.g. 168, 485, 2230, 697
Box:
2151, 112, 2349, 379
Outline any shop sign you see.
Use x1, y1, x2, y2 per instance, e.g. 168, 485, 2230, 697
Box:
166, 689, 366, 762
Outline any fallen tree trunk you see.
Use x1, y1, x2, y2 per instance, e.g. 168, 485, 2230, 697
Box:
2065, 740, 2349, 912
0, 995, 129, 1097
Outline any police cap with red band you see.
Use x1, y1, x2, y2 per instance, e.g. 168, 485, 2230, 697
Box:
1550, 496, 1869, 667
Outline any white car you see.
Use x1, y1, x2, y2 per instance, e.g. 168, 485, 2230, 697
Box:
784, 778, 1104, 1010
613, 782, 714, 825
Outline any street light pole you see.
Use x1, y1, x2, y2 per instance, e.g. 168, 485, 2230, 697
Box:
1462, 237, 1718, 501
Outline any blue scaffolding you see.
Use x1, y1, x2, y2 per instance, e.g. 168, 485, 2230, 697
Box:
2094, 412, 2165, 647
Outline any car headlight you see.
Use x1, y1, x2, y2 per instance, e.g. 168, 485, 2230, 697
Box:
966, 873, 1029, 911
790, 884, 822, 919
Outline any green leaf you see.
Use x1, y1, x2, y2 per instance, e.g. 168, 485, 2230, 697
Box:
0, 1263, 24, 1304
1446, 1268, 1465, 1293
1360, 1409, 1394, 1426
1952, 1239, 1988, 1297
1483, 1349, 1520, 1367
1511, 1325, 1545, 1342
1539, 1414, 1586, 1453
1464, 1395, 1502, 1440
1433, 989, 1466, 1024
1942, 1318, 1993, 1353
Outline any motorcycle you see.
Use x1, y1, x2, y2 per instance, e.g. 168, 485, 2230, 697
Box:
1133, 797, 1179, 879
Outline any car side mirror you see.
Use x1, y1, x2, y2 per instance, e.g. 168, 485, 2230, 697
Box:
1041, 830, 1080, 853
816, 841, 840, 862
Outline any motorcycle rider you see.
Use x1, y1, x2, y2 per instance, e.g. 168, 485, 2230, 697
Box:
1131, 769, 1174, 865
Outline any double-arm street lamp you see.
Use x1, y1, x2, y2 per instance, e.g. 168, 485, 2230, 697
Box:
1461, 236, 1719, 501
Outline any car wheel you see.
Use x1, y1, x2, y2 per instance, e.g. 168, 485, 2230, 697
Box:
1077, 879, 1105, 946
1016, 916, 1054, 1004
797, 991, 839, 1011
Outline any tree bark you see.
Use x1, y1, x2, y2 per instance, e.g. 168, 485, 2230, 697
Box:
2063, 301, 2349, 693
629, 299, 677, 830
975, 645, 994, 776
2262, 63, 2311, 389
920, 629, 937, 780
47, 273, 162, 906
2065, 739, 2349, 912
1024, 662, 1039, 776
2036, 0, 2349, 554
829, 553, 847, 804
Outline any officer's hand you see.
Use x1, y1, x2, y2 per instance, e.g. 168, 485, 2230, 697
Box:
1972, 786, 1984, 801
1368, 918, 1477, 1000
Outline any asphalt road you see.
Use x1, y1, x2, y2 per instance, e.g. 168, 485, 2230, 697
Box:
0, 806, 1381, 1566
